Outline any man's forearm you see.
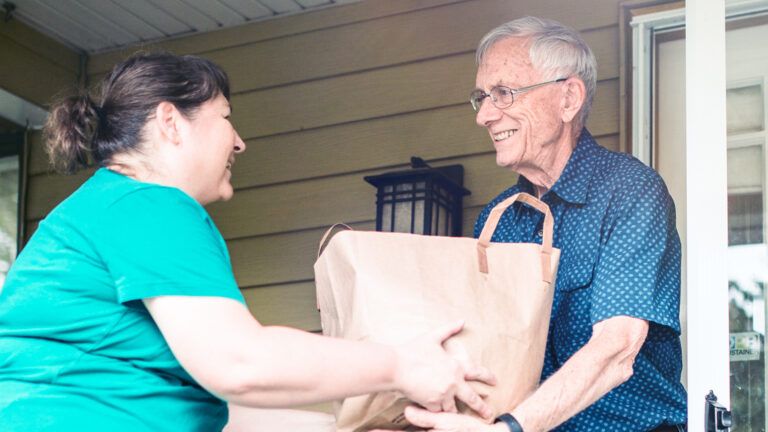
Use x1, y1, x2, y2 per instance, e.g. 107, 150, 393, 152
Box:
508, 316, 648, 432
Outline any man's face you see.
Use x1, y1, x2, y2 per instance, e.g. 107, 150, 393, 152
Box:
474, 37, 567, 172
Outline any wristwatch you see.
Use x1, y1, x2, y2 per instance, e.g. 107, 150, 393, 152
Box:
495, 413, 525, 432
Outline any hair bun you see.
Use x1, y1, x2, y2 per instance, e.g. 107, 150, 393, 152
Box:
43, 92, 101, 174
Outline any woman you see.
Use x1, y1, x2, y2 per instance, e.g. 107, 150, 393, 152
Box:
0, 53, 493, 431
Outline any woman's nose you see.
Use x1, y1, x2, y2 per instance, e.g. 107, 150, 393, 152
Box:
234, 133, 246, 154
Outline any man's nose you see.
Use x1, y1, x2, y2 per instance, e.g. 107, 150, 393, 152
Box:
475, 99, 502, 127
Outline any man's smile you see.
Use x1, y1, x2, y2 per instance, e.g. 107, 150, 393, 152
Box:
493, 129, 518, 141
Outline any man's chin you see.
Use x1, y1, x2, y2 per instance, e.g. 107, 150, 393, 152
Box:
495, 154, 520, 170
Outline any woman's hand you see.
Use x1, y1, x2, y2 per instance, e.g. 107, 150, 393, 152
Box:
374, 406, 508, 432
392, 321, 497, 420
406, 406, 508, 432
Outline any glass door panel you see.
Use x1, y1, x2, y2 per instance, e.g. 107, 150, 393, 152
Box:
726, 22, 768, 432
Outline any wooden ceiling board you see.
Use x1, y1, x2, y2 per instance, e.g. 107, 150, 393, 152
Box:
115, 1, 191, 36
180, 0, 246, 26
256, 0, 302, 14
296, 0, 332, 8
42, 0, 134, 46
156, 0, 221, 32
219, 0, 274, 20
14, 0, 105, 52
76, 0, 164, 41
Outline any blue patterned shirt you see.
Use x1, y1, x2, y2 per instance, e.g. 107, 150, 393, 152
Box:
474, 129, 687, 431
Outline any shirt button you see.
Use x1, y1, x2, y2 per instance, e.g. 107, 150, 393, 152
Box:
537, 230, 543, 237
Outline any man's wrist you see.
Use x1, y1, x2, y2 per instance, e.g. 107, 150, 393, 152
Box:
494, 413, 525, 432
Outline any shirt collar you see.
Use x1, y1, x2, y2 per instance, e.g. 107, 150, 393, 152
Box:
516, 128, 599, 205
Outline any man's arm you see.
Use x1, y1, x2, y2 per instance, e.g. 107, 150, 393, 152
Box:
402, 315, 648, 432
509, 315, 648, 432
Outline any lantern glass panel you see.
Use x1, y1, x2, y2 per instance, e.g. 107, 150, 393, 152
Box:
396, 183, 413, 193
432, 201, 439, 235
438, 204, 448, 236
382, 202, 392, 231
412, 181, 426, 233
394, 183, 414, 232
414, 200, 425, 233
394, 205, 411, 232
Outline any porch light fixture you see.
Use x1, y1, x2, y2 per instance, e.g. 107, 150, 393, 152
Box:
364, 157, 471, 236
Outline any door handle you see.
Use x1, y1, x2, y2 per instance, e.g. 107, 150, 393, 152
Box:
705, 390, 732, 431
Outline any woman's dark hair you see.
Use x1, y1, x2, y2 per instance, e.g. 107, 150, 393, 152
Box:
44, 52, 230, 174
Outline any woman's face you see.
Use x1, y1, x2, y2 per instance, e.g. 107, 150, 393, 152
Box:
178, 94, 246, 205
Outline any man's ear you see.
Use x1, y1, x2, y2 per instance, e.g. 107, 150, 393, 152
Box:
153, 101, 183, 145
560, 78, 586, 123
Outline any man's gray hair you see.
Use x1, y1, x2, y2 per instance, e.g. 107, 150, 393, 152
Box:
476, 16, 597, 128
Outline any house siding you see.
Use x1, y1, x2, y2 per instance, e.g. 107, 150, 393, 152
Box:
21, 0, 625, 332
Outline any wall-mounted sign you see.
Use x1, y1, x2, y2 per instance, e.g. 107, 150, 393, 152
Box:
730, 331, 762, 361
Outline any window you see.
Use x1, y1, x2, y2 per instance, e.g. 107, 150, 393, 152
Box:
0, 132, 23, 288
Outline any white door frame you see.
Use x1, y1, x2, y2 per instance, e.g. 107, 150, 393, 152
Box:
684, 2, 729, 432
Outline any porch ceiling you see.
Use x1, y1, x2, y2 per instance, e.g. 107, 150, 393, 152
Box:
3, 0, 360, 54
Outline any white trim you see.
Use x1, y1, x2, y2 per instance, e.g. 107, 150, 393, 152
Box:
631, 0, 768, 166
630, 21, 652, 165
729, 186, 763, 194
631, 12, 685, 165
685, 3, 730, 432
728, 134, 765, 148
728, 0, 768, 17
0, 88, 48, 130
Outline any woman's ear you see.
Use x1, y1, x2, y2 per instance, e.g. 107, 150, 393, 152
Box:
560, 78, 586, 124
154, 101, 183, 145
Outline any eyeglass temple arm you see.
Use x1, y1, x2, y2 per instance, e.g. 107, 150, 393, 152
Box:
513, 77, 568, 94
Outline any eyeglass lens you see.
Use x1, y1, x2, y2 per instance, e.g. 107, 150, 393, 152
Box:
470, 87, 514, 112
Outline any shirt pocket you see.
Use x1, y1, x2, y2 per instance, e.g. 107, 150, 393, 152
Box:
554, 252, 595, 293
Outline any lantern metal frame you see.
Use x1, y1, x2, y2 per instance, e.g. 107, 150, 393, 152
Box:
364, 158, 471, 237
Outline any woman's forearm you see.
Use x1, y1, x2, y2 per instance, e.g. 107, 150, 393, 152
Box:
216, 325, 401, 406
145, 295, 491, 416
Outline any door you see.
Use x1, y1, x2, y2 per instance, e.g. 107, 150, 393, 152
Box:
655, 17, 768, 432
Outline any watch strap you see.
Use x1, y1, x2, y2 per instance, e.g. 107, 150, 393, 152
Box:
495, 413, 524, 432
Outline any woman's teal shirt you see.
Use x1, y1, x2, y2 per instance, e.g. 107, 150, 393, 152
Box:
0, 168, 245, 431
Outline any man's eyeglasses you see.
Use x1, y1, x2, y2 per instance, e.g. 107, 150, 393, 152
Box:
469, 78, 567, 112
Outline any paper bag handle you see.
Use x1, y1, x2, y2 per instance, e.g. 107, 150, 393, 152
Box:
317, 223, 353, 258
476, 192, 555, 283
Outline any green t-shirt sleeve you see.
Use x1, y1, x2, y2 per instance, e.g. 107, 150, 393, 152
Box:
98, 186, 244, 304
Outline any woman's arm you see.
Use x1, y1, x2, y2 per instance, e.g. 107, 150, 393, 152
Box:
143, 296, 494, 417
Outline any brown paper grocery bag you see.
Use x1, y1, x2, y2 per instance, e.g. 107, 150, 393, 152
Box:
314, 193, 560, 432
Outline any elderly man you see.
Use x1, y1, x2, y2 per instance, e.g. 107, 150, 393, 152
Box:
403, 16, 687, 432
